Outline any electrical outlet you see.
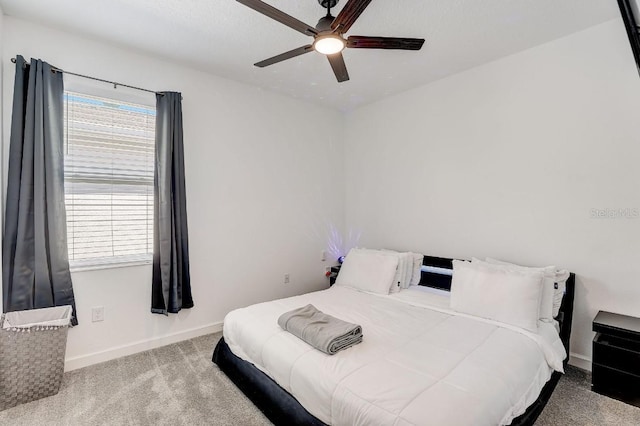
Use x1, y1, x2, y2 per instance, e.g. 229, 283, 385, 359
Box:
92, 306, 105, 322
284, 273, 290, 284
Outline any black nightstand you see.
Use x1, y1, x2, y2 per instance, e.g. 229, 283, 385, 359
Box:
328, 265, 341, 286
592, 310, 640, 407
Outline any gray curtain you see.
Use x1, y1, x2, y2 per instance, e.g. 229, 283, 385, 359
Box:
151, 92, 193, 315
2, 55, 77, 325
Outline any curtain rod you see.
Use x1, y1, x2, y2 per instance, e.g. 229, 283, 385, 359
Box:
11, 57, 160, 96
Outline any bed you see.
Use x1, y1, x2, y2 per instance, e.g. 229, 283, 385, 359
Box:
213, 255, 576, 425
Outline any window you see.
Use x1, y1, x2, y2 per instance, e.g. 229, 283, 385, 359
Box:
63, 92, 156, 269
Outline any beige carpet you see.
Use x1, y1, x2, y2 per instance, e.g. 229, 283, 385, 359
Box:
1, 332, 639, 425
0, 333, 269, 426
536, 365, 640, 426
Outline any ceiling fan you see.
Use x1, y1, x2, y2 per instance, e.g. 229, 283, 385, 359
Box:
236, 0, 426, 82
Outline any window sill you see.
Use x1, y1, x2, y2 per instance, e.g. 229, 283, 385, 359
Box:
70, 259, 152, 273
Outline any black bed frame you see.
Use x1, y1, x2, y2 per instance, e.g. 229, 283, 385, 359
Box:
213, 255, 576, 426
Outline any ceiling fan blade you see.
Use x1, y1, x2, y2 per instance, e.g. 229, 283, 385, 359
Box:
255, 45, 314, 67
347, 36, 425, 50
331, 0, 372, 34
236, 0, 317, 36
327, 53, 350, 83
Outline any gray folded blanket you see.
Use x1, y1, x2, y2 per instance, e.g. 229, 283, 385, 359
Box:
277, 304, 363, 355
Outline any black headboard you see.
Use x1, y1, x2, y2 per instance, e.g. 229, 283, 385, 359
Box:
418, 255, 455, 290
418, 255, 576, 364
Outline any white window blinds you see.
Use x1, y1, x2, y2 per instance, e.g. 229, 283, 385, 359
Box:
63, 92, 156, 269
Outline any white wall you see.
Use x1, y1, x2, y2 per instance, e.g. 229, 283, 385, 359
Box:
4, 12, 639, 372
2, 16, 345, 369
344, 19, 640, 369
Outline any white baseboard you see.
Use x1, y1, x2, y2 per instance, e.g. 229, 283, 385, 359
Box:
568, 352, 592, 371
64, 321, 223, 372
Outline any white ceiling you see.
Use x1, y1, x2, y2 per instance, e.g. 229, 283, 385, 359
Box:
0, 0, 619, 111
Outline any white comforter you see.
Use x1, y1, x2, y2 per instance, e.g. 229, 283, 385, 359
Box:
223, 285, 566, 426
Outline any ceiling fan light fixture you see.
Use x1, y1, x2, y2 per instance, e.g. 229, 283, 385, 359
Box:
314, 35, 345, 55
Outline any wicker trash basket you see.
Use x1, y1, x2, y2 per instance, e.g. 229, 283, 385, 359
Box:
0, 305, 72, 411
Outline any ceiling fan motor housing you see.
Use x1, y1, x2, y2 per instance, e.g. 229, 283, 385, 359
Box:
316, 15, 335, 31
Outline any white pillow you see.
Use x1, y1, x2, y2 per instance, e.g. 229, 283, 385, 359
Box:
410, 253, 424, 286
335, 249, 399, 295
477, 258, 555, 323
388, 253, 404, 294
482, 258, 568, 321
361, 248, 402, 293
380, 249, 412, 292
450, 260, 544, 332
389, 262, 403, 293
396, 252, 409, 292
399, 252, 414, 290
